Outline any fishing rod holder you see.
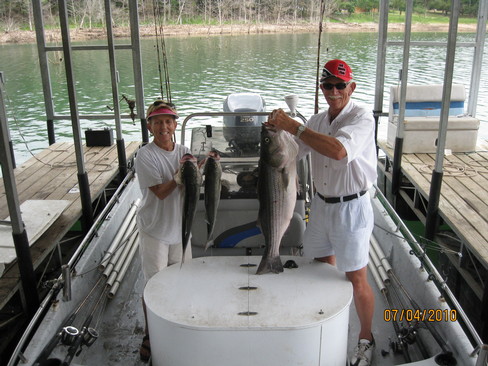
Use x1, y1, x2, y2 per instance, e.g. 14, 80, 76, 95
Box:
61, 326, 79, 345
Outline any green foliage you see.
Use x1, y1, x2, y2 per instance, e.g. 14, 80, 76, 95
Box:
338, 1, 356, 14
0, 0, 480, 31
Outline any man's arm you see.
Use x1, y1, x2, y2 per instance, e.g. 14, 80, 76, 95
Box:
266, 108, 346, 161
148, 179, 178, 200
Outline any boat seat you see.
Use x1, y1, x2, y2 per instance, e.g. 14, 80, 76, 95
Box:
387, 84, 480, 153
191, 199, 305, 250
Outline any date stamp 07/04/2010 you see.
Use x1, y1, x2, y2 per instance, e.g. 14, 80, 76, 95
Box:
383, 309, 457, 322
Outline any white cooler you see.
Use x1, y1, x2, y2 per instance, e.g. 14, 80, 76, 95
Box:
144, 256, 353, 366
387, 84, 480, 153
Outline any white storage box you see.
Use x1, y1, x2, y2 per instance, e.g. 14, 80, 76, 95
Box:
387, 84, 480, 153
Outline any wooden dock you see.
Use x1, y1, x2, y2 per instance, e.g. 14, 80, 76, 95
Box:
378, 141, 488, 301
0, 141, 140, 310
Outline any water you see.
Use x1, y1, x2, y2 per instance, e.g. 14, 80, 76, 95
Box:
1, 31, 487, 164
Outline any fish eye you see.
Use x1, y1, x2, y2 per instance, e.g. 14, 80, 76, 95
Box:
264, 137, 270, 143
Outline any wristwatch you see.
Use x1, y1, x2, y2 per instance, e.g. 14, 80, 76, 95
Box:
295, 124, 306, 139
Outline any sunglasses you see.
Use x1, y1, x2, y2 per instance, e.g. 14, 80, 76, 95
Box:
153, 100, 176, 108
321, 82, 350, 90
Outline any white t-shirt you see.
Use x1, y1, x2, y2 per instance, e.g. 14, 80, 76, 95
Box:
135, 142, 190, 243
298, 100, 377, 197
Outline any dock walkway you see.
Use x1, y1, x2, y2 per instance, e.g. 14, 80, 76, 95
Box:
378, 142, 488, 300
0, 141, 140, 309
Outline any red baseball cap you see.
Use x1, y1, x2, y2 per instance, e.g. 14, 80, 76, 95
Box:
320, 59, 354, 82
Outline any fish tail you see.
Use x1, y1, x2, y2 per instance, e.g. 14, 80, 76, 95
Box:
256, 255, 284, 275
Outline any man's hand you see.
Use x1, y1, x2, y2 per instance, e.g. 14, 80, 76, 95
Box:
265, 108, 298, 134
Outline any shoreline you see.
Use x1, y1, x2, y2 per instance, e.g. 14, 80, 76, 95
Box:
0, 22, 480, 45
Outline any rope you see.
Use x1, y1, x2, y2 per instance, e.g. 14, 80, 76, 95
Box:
414, 162, 478, 177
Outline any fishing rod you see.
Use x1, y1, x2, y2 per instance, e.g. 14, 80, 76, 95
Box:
370, 235, 456, 365
374, 185, 485, 351
33, 276, 105, 366
314, 0, 326, 115
61, 284, 110, 366
369, 243, 433, 362
388, 269, 452, 356
368, 257, 413, 362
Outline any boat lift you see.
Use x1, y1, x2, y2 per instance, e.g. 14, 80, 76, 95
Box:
0, 0, 147, 323
374, 0, 488, 345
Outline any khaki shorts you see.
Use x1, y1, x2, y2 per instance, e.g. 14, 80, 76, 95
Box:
303, 192, 373, 272
139, 230, 192, 282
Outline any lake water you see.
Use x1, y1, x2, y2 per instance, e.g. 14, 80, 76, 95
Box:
1, 31, 487, 164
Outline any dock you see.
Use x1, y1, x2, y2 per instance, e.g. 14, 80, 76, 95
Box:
378, 141, 488, 330
0, 141, 140, 310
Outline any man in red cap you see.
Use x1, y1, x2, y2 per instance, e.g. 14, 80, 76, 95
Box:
266, 59, 377, 366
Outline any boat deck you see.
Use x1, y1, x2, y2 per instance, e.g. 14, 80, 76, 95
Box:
0, 141, 140, 310
378, 141, 488, 296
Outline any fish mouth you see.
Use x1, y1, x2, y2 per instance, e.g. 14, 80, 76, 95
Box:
180, 153, 197, 163
262, 122, 278, 133
207, 150, 221, 160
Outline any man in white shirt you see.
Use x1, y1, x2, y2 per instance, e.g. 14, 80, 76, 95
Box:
266, 59, 377, 366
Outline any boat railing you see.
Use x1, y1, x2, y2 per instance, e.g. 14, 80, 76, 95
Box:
179, 110, 312, 204
373, 184, 486, 353
180, 110, 308, 143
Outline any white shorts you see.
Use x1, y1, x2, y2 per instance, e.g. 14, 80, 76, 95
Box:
303, 192, 373, 272
139, 230, 193, 282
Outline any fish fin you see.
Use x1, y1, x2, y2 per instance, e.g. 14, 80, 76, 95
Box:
204, 239, 214, 251
281, 168, 290, 190
256, 255, 284, 275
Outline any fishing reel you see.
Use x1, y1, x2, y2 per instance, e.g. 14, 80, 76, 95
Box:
383, 327, 418, 356
60, 325, 99, 348
61, 326, 79, 345
399, 326, 418, 345
82, 327, 99, 347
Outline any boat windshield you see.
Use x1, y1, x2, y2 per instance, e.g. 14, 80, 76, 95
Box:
190, 125, 261, 199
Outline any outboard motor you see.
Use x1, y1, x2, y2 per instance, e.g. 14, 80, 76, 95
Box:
223, 93, 266, 153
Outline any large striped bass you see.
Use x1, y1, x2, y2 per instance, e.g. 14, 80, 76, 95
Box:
180, 153, 200, 260
256, 125, 299, 274
203, 151, 222, 250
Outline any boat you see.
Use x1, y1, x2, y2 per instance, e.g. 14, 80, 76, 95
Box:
4, 90, 486, 366
2, 0, 488, 365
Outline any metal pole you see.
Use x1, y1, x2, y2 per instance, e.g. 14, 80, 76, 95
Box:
467, 0, 487, 117
58, 0, 94, 231
0, 79, 39, 317
129, 0, 148, 143
391, 0, 413, 196
425, 0, 460, 241
32, 0, 56, 145
373, 0, 389, 149
104, 0, 127, 179
0, 72, 16, 168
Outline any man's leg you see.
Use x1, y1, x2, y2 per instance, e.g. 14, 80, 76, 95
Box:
346, 266, 374, 341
